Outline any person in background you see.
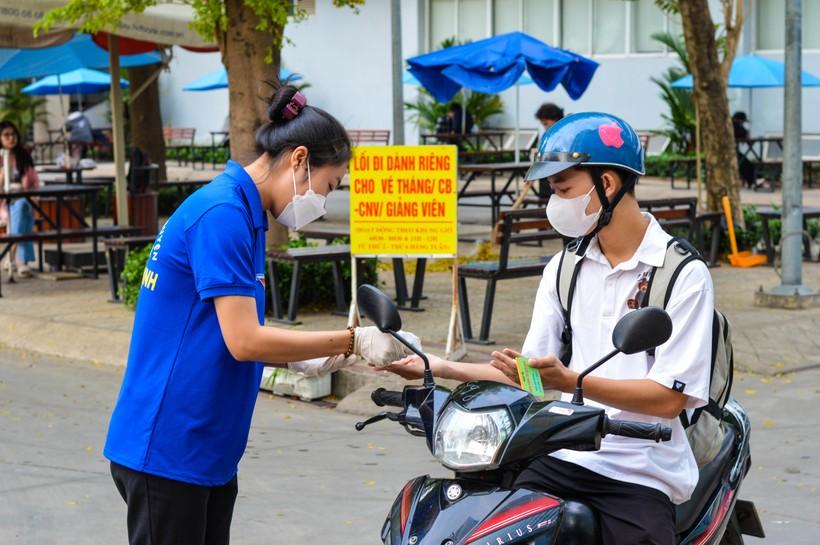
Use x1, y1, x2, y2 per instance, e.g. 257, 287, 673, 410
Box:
533, 103, 565, 158
65, 110, 93, 161
732, 111, 765, 190
0, 120, 40, 277
535, 102, 565, 132
436, 102, 474, 148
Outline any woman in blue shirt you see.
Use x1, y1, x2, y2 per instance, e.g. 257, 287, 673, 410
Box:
105, 83, 411, 545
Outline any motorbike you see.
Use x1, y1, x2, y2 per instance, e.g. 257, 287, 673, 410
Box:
354, 284, 765, 545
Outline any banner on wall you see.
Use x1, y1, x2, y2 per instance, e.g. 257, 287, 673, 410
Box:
349, 145, 458, 257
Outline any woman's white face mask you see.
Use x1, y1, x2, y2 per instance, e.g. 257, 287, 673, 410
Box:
546, 186, 602, 238
275, 161, 327, 230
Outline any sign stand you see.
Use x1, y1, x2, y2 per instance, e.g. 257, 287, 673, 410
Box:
445, 257, 467, 361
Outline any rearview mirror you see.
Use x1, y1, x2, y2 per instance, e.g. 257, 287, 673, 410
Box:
612, 307, 673, 355
357, 284, 402, 333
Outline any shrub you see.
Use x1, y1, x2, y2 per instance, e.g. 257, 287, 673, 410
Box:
120, 243, 153, 308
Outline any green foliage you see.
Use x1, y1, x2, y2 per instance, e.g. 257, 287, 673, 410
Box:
644, 153, 700, 177
120, 243, 153, 308
36, 0, 365, 63
404, 37, 504, 133
270, 236, 379, 310
0, 81, 48, 140
649, 31, 695, 154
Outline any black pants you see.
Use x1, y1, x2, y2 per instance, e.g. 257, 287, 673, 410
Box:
110, 462, 238, 545
514, 456, 675, 545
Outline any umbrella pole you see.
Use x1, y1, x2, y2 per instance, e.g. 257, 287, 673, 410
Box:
108, 35, 130, 226
514, 82, 520, 163
695, 101, 703, 212
57, 74, 70, 166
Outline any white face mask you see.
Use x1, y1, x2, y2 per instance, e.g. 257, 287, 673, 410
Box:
275, 161, 327, 230
546, 186, 602, 238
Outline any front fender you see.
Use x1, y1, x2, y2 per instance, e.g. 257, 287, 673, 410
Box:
382, 476, 563, 545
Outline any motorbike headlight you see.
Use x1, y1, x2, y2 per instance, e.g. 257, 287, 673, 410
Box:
434, 403, 513, 471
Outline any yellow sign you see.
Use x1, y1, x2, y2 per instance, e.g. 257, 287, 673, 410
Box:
349, 145, 458, 256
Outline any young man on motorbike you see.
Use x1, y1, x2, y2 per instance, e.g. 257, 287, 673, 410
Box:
386, 112, 715, 545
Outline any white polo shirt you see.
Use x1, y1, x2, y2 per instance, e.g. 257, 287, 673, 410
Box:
521, 213, 713, 504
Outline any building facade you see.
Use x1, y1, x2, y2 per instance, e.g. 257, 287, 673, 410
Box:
158, 0, 820, 146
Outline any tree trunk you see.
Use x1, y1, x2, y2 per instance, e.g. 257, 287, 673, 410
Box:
221, 0, 288, 247
678, 0, 743, 222
126, 64, 166, 181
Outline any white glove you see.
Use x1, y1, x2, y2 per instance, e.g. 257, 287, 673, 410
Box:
287, 355, 357, 377
353, 326, 422, 368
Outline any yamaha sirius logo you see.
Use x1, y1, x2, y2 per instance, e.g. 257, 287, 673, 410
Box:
446, 483, 462, 501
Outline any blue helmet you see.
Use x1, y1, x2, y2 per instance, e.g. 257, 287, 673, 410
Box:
526, 112, 645, 182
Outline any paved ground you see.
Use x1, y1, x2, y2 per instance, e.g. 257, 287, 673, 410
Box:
1, 347, 817, 544
2, 161, 815, 542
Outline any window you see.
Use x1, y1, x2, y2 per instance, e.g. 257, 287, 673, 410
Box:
459, 0, 488, 41
806, 0, 820, 49
757, 0, 784, 50
523, 0, 556, 45
632, 0, 665, 53
562, 0, 590, 54
493, 0, 519, 35
593, 0, 625, 54
431, 0, 457, 48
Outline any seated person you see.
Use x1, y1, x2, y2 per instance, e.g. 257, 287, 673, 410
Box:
732, 111, 765, 190
385, 112, 714, 545
435, 103, 474, 147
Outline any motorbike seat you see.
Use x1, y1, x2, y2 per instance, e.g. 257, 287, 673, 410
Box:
674, 425, 737, 534
554, 500, 601, 545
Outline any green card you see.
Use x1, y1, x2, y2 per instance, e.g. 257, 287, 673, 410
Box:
516, 356, 544, 397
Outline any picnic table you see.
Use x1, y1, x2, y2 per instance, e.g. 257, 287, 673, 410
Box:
0, 184, 140, 295
420, 130, 506, 150
297, 225, 429, 311
736, 136, 783, 163
39, 164, 96, 184
756, 206, 820, 265
457, 161, 532, 224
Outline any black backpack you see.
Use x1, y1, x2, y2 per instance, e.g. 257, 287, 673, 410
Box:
556, 236, 733, 466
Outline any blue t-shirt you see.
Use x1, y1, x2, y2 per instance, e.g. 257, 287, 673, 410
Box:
104, 160, 268, 486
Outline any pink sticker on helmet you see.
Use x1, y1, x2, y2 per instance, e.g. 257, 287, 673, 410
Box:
598, 122, 624, 149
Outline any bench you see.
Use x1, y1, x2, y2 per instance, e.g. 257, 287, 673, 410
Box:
458, 207, 562, 344
0, 225, 142, 297
348, 130, 390, 145
638, 197, 723, 267
267, 244, 356, 324
103, 235, 158, 302
163, 127, 197, 166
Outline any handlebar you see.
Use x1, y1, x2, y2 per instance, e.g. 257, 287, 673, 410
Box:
603, 418, 672, 442
371, 388, 404, 408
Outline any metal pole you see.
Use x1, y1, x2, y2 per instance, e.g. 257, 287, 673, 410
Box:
514, 82, 520, 163
780, 0, 803, 289
390, 0, 405, 145
109, 35, 129, 226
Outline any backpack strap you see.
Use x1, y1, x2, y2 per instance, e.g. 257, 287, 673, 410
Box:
644, 237, 704, 310
556, 237, 586, 366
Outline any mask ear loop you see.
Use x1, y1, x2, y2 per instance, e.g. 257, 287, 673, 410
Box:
290, 166, 298, 196
306, 160, 312, 192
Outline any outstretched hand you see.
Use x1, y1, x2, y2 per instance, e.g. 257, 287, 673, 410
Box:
491, 348, 575, 392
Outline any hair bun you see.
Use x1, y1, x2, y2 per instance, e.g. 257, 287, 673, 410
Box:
266, 83, 303, 125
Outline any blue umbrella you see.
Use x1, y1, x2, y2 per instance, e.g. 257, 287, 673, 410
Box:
407, 31, 597, 160
407, 31, 597, 103
183, 67, 302, 91
0, 33, 160, 81
402, 68, 533, 86
22, 68, 129, 95
671, 54, 820, 88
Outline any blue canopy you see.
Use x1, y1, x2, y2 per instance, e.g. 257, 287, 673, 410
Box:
671, 54, 820, 88
407, 31, 598, 103
0, 33, 161, 81
183, 67, 302, 91
402, 68, 532, 87
22, 68, 129, 95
